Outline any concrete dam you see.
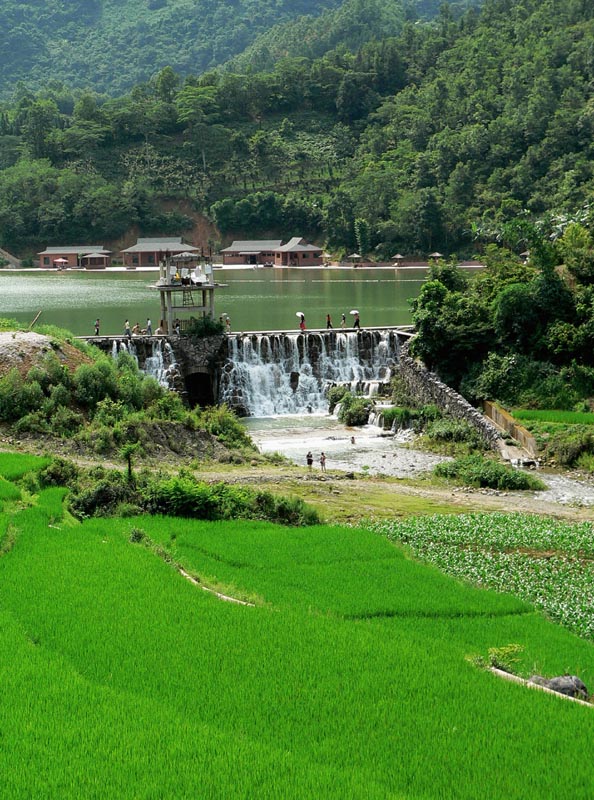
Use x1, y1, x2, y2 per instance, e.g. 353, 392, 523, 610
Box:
90, 328, 408, 416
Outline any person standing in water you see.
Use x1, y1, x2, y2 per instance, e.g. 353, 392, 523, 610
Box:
124, 319, 131, 339
146, 318, 152, 336
94, 318, 100, 336
341, 313, 346, 329
299, 314, 306, 332
353, 312, 360, 329
326, 313, 333, 329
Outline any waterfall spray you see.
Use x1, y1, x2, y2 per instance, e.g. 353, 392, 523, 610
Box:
219, 330, 399, 416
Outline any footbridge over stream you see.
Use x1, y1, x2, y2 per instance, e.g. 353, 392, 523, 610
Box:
84, 326, 413, 415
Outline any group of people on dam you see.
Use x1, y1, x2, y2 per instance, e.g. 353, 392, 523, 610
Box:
298, 311, 360, 331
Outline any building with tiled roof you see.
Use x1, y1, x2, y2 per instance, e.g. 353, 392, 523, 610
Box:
38, 246, 111, 269
220, 238, 322, 266
120, 237, 198, 268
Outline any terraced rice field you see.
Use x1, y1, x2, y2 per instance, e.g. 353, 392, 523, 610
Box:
1, 456, 594, 797
512, 409, 594, 425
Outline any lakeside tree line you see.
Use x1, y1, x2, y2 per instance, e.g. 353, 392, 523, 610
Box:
0, 0, 594, 260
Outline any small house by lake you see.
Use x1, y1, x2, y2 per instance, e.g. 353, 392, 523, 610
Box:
121, 237, 199, 268
38, 246, 111, 269
274, 237, 323, 267
221, 238, 323, 266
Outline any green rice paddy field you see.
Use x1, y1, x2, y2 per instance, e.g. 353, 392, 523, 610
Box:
2, 453, 594, 798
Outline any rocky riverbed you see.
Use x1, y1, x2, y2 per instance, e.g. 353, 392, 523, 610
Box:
246, 416, 594, 508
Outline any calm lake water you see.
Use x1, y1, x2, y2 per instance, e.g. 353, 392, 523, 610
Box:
0, 266, 427, 336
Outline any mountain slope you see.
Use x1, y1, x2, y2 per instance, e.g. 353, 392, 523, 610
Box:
227, 0, 482, 74
0, 0, 342, 97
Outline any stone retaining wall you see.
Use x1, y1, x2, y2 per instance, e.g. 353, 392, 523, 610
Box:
483, 401, 539, 457
398, 340, 503, 449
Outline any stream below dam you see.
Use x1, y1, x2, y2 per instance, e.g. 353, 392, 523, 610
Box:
244, 416, 594, 507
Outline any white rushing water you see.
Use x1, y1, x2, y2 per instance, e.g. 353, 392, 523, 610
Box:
112, 338, 178, 389
219, 331, 398, 416
144, 340, 178, 388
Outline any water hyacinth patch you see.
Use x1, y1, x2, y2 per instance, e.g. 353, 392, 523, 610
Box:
371, 512, 594, 639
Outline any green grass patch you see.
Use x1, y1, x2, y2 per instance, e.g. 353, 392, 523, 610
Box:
513, 409, 594, 425
0, 451, 51, 480
0, 476, 21, 503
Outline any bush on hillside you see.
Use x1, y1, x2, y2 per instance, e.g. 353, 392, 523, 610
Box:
68, 469, 319, 526
0, 370, 45, 421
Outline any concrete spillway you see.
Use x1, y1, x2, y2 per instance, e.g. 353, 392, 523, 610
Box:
83, 328, 409, 416
218, 329, 401, 416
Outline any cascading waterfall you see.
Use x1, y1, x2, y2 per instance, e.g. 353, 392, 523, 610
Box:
143, 340, 178, 388
111, 338, 178, 389
219, 330, 399, 416
111, 339, 138, 363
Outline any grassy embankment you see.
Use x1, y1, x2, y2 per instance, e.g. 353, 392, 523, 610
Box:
1, 452, 594, 798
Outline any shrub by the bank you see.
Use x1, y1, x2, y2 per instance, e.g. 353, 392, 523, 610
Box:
195, 405, 255, 450
380, 406, 412, 430
327, 385, 349, 414
425, 418, 484, 450
337, 392, 373, 426
434, 455, 545, 491
546, 427, 594, 467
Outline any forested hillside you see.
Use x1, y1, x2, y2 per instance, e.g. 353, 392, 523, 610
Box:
0, 0, 466, 98
226, 0, 481, 74
0, 0, 342, 96
1, 0, 594, 261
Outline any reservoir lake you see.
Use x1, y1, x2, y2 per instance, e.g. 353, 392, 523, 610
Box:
0, 267, 427, 336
